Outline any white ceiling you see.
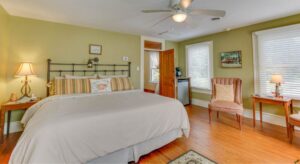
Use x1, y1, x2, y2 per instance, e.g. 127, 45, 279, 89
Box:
1, 0, 300, 41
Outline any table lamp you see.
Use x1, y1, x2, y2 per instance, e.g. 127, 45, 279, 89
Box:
15, 63, 36, 98
270, 74, 283, 97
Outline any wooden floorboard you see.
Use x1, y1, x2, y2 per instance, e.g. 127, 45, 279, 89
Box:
1, 105, 300, 163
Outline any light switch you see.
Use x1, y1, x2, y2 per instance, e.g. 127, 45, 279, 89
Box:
122, 56, 129, 61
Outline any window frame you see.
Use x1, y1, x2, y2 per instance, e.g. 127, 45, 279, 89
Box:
252, 23, 300, 98
186, 41, 214, 94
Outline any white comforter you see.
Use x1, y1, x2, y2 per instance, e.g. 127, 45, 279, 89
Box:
10, 90, 190, 164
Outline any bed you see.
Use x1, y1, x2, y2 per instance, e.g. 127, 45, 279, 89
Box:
9, 60, 190, 164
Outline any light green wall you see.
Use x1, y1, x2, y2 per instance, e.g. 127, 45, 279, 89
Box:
0, 6, 9, 103
179, 13, 300, 115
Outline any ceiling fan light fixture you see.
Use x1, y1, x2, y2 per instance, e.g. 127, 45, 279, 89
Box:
172, 12, 187, 23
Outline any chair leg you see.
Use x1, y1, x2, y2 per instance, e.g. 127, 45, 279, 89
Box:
289, 124, 294, 144
217, 111, 219, 119
208, 108, 212, 124
236, 114, 241, 130
239, 115, 243, 130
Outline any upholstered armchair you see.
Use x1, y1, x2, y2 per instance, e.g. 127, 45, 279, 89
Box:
208, 78, 243, 129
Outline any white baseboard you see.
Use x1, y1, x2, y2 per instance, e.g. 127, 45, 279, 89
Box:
3, 121, 23, 134
192, 98, 298, 129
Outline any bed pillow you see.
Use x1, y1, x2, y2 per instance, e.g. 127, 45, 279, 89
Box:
90, 79, 112, 93
65, 74, 97, 79
54, 79, 91, 95
215, 84, 234, 102
110, 77, 134, 91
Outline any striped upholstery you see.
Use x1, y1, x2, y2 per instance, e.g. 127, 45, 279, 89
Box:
209, 78, 243, 115
54, 79, 91, 95
110, 77, 133, 91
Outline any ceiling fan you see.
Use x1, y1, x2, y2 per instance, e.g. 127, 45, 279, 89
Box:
142, 0, 226, 23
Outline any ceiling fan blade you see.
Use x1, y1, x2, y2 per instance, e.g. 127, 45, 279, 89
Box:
180, 0, 193, 9
189, 9, 226, 17
142, 9, 172, 13
151, 15, 172, 28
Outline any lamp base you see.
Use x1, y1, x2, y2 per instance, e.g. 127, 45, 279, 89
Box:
274, 84, 281, 98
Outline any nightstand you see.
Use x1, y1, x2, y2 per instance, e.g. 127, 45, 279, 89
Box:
0, 100, 39, 144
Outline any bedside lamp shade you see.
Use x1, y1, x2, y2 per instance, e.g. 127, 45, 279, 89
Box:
270, 74, 283, 98
16, 63, 35, 77
270, 74, 283, 84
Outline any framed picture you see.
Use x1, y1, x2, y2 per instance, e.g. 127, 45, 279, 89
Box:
220, 51, 242, 68
89, 44, 102, 55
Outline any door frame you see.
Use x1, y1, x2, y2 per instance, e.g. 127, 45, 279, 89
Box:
140, 36, 165, 90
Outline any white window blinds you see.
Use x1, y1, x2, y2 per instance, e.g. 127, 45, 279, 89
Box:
186, 41, 213, 91
253, 24, 300, 97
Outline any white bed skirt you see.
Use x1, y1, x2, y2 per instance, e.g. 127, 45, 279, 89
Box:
87, 129, 183, 164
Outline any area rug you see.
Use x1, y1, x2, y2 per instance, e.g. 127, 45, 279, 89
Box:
168, 150, 217, 164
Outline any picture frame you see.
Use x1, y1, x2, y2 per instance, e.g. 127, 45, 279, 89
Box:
89, 44, 102, 55
220, 51, 242, 68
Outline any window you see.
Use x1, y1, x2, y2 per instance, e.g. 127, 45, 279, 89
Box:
186, 41, 213, 92
253, 24, 300, 97
149, 51, 159, 83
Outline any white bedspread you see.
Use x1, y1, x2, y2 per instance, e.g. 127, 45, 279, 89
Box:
10, 90, 190, 164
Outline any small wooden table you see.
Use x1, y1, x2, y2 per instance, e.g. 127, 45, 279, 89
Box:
0, 100, 39, 144
252, 95, 293, 137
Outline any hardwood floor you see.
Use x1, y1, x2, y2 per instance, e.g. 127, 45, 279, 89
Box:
1, 105, 300, 164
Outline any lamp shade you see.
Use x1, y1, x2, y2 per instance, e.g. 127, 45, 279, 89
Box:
270, 74, 283, 84
16, 63, 36, 76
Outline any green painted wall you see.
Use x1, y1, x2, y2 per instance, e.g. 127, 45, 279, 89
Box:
178, 13, 300, 115
0, 6, 9, 103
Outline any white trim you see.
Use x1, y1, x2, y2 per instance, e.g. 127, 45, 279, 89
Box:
185, 41, 213, 93
3, 121, 23, 134
191, 88, 212, 95
191, 99, 299, 129
253, 23, 300, 36
252, 32, 259, 95
140, 36, 165, 91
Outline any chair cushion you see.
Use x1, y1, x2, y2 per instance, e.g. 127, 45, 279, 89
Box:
215, 84, 234, 102
289, 114, 300, 126
209, 100, 243, 115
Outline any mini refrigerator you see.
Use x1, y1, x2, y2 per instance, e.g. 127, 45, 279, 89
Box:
177, 79, 190, 105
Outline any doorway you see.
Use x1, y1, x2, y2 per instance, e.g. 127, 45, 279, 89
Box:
144, 50, 160, 93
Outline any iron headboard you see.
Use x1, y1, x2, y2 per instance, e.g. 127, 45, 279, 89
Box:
46, 59, 131, 96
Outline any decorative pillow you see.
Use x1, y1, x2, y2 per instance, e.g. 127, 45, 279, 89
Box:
110, 77, 134, 91
54, 79, 91, 95
90, 79, 112, 93
215, 84, 234, 102
65, 74, 97, 79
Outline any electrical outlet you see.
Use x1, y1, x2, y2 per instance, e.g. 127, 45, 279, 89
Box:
122, 56, 129, 61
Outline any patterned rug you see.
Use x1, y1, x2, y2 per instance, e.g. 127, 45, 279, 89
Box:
168, 150, 217, 164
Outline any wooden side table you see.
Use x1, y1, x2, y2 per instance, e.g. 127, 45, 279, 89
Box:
0, 100, 39, 144
252, 95, 293, 137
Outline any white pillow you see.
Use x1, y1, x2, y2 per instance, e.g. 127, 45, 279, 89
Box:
215, 84, 234, 102
65, 74, 97, 79
90, 79, 112, 93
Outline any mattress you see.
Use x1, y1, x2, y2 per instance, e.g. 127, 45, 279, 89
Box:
10, 90, 190, 164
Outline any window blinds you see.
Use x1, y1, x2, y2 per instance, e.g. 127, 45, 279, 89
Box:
186, 41, 213, 90
254, 24, 300, 97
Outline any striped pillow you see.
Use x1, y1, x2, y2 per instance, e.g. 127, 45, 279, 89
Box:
110, 77, 134, 91
54, 79, 91, 95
